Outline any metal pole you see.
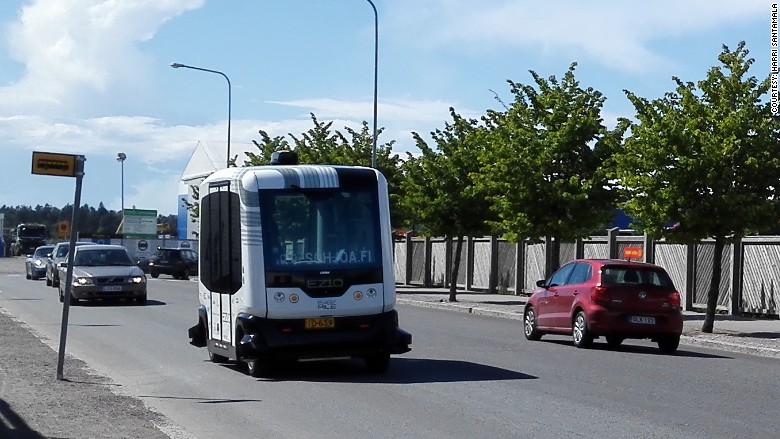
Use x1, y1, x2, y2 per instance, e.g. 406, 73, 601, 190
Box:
117, 153, 126, 243
170, 63, 232, 168
366, 0, 379, 169
121, 160, 124, 242
57, 156, 85, 381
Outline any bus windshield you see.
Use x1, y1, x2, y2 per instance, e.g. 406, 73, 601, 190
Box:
18, 225, 47, 238
260, 187, 382, 270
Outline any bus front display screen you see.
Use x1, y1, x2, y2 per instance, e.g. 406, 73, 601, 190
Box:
260, 188, 382, 270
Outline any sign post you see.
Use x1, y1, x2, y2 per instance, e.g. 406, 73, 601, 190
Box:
32, 151, 86, 381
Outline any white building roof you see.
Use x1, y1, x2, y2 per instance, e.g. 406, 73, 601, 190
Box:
180, 140, 258, 183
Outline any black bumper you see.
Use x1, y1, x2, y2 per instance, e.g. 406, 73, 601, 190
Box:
236, 310, 412, 361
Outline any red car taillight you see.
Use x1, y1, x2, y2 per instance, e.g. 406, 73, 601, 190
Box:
591, 285, 610, 305
669, 291, 682, 310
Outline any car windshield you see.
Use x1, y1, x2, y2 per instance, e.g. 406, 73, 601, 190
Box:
601, 267, 674, 287
74, 249, 133, 266
34, 247, 53, 258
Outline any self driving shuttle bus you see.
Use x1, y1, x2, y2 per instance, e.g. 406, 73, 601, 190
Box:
188, 153, 411, 377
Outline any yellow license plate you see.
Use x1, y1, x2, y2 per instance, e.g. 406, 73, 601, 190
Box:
305, 317, 335, 329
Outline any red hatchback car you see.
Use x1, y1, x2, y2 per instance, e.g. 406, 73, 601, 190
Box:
523, 259, 683, 353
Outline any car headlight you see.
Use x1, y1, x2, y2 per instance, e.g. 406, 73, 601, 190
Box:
74, 277, 93, 286
131, 276, 146, 284
34, 260, 44, 267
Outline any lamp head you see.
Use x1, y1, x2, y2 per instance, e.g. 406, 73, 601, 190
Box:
170, 63, 183, 68
117, 152, 126, 162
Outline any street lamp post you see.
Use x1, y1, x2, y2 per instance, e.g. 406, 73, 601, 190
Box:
116, 152, 126, 241
170, 63, 232, 168
366, 0, 379, 169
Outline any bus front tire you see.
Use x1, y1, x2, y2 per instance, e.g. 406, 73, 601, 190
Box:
247, 358, 274, 378
365, 353, 390, 374
209, 351, 229, 363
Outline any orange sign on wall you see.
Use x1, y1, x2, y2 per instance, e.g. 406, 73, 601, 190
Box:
623, 246, 643, 260
57, 221, 70, 238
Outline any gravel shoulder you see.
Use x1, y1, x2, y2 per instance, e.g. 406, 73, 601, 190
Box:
0, 256, 183, 439
0, 307, 182, 439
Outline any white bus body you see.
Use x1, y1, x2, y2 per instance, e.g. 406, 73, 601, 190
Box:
188, 162, 411, 376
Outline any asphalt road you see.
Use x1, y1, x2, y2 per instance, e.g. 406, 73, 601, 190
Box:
1, 256, 779, 438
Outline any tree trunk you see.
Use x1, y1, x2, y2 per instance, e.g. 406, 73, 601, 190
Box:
449, 236, 463, 302
701, 238, 724, 333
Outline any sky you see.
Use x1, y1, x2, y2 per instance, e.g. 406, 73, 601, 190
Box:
0, 0, 773, 216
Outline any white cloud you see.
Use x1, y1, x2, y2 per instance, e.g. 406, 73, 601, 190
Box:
387, 0, 767, 72
0, 0, 203, 113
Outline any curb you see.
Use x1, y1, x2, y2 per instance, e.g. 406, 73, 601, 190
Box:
397, 297, 523, 319
397, 297, 780, 359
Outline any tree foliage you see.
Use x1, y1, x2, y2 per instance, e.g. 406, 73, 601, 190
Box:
244, 113, 406, 227
0, 204, 176, 240
612, 42, 780, 332
400, 108, 496, 300
477, 63, 625, 249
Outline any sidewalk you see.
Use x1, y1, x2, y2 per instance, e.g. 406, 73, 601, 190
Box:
396, 286, 780, 359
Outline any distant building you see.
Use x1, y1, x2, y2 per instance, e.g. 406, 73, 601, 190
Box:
178, 140, 257, 239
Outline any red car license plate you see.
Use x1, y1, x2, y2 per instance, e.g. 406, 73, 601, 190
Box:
629, 316, 656, 324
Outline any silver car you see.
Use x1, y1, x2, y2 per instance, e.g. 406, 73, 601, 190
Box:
57, 244, 147, 305
26, 244, 55, 280
46, 241, 96, 287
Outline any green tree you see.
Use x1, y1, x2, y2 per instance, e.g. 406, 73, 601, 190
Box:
477, 63, 624, 271
400, 108, 495, 301
244, 113, 406, 227
613, 42, 780, 333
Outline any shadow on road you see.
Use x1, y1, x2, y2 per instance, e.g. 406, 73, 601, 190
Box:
138, 395, 263, 404
0, 398, 45, 439
538, 338, 732, 359
217, 357, 537, 384
74, 299, 166, 307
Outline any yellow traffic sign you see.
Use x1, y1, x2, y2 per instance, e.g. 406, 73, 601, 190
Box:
31, 151, 80, 177
57, 221, 70, 238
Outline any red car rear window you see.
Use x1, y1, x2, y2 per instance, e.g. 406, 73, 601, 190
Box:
601, 267, 674, 288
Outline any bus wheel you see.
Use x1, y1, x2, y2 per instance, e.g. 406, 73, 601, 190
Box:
247, 358, 273, 378
365, 353, 390, 374
209, 351, 228, 363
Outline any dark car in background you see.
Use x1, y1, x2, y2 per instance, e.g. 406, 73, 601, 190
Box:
147, 247, 198, 280
523, 259, 683, 353
25, 244, 55, 280
46, 241, 96, 287
57, 244, 147, 305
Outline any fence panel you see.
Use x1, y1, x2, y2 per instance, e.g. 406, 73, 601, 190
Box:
409, 239, 426, 285
694, 242, 732, 309
584, 240, 608, 259
523, 242, 546, 294
653, 243, 687, 300
471, 238, 491, 290
497, 239, 516, 293
393, 239, 406, 283
430, 238, 448, 287
456, 238, 468, 287
741, 242, 780, 315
